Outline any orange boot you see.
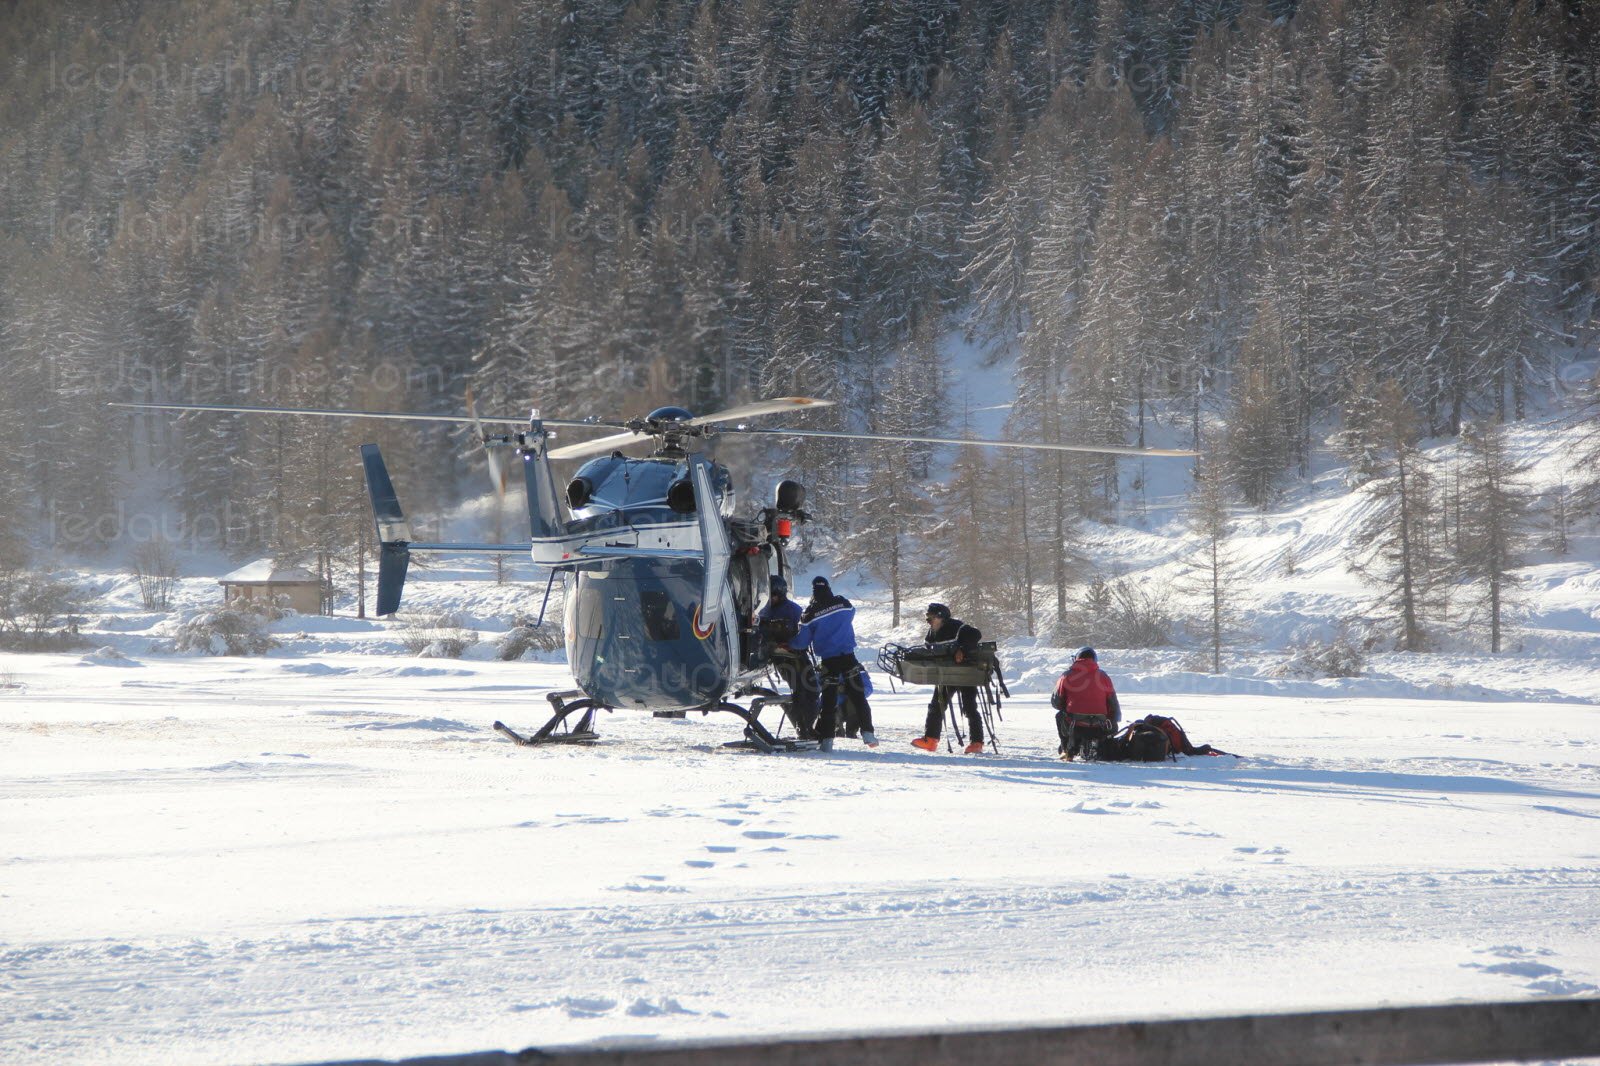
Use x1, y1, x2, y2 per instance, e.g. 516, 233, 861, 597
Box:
910, 736, 939, 752
963, 741, 985, 754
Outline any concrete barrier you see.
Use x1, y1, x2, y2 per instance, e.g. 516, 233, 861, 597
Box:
314, 997, 1600, 1066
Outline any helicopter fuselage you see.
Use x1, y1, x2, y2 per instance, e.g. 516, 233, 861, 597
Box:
566, 556, 738, 710
554, 452, 777, 712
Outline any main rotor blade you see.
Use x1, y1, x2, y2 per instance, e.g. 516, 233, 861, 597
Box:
720, 426, 1198, 458
109, 401, 625, 430
686, 396, 834, 427
546, 429, 654, 461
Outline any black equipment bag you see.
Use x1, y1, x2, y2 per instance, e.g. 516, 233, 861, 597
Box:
1097, 721, 1172, 762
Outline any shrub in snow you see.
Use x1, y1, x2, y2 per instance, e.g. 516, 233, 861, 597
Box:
1279, 631, 1366, 679
0, 560, 96, 651
131, 538, 180, 610
1070, 578, 1176, 649
168, 607, 279, 656
496, 624, 561, 660
399, 612, 479, 658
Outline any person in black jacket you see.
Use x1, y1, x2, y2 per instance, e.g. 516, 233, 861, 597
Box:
755, 575, 819, 739
910, 603, 986, 754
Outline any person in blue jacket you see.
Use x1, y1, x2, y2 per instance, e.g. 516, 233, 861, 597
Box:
784, 576, 878, 751
755, 575, 819, 739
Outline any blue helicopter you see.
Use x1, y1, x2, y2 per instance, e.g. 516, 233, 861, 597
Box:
114, 396, 1195, 751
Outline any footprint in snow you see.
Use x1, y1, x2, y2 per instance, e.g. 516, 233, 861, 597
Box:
705, 845, 738, 853
562, 996, 618, 1018
742, 830, 787, 839
508, 996, 617, 1017
1527, 976, 1600, 995
627, 997, 695, 1017
614, 880, 687, 893
1464, 946, 1600, 996
684, 860, 715, 868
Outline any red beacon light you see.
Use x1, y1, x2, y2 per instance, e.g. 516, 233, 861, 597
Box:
775, 517, 793, 539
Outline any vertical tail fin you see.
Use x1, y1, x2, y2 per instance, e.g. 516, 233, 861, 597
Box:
360, 444, 412, 616
521, 418, 566, 540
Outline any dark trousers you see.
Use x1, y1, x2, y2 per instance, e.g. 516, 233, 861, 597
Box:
818, 654, 873, 738
925, 686, 981, 742
772, 655, 820, 739
1056, 711, 1114, 758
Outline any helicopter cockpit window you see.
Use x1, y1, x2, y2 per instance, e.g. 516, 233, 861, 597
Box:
640, 589, 680, 641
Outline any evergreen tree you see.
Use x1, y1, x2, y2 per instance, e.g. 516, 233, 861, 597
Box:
1184, 449, 1237, 674
1349, 384, 1448, 653
836, 340, 938, 625
1223, 298, 1298, 508
1453, 420, 1530, 654
920, 434, 995, 622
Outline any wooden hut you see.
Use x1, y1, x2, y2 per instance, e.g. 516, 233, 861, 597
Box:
219, 560, 322, 615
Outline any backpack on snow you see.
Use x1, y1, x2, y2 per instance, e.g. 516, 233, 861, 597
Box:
1095, 721, 1171, 762
1141, 715, 1196, 756
1138, 714, 1235, 757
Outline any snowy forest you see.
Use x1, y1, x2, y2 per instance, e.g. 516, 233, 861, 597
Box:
2, 0, 1599, 641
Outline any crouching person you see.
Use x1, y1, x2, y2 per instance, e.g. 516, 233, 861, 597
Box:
785, 576, 878, 751
757, 575, 820, 738
1051, 647, 1121, 760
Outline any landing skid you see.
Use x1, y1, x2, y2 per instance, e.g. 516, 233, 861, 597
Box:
493, 690, 603, 747
720, 687, 818, 754
492, 720, 599, 746
492, 687, 816, 752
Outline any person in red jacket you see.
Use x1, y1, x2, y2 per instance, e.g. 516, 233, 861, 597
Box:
1050, 647, 1122, 760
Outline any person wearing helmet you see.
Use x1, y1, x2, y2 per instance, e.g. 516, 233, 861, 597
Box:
756, 575, 819, 739
786, 576, 878, 750
911, 603, 986, 754
1050, 647, 1121, 760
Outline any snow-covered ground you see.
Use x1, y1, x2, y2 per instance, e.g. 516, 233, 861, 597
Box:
4, 381, 1600, 1064
3, 628, 1599, 1064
